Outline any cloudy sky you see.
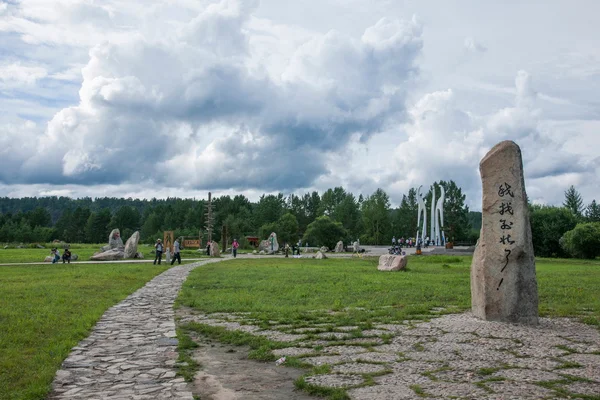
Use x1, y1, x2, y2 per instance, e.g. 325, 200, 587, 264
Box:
1, 0, 599, 209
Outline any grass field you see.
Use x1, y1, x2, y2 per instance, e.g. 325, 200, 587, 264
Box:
178, 255, 600, 326
1, 253, 598, 399
176, 255, 600, 399
0, 262, 172, 400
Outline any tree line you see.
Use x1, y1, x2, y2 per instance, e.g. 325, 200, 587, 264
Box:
530, 185, 600, 259
0, 181, 473, 248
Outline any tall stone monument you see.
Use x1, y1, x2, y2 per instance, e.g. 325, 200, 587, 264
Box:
471, 141, 539, 324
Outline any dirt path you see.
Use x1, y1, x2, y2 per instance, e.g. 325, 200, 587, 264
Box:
189, 334, 316, 400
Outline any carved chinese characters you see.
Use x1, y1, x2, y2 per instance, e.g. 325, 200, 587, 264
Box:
471, 141, 539, 324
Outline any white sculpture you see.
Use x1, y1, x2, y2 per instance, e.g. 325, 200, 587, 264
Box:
435, 185, 445, 246
430, 185, 436, 245
416, 185, 427, 243
417, 184, 446, 246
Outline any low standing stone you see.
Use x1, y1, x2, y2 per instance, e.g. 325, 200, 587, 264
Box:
123, 231, 140, 259
334, 241, 344, 253
377, 255, 407, 271
471, 140, 539, 324
210, 242, 221, 257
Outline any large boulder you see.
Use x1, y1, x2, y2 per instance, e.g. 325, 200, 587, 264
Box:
334, 241, 344, 253
108, 228, 124, 248
377, 255, 407, 271
471, 140, 538, 324
101, 228, 124, 252
259, 232, 279, 254
353, 241, 360, 252
90, 248, 125, 261
320, 246, 329, 253
210, 242, 221, 257
314, 251, 327, 259
123, 231, 140, 259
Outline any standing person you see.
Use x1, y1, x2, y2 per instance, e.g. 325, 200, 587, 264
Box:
171, 238, 181, 265
62, 248, 72, 264
154, 239, 163, 265
206, 240, 211, 256
297, 239, 302, 255
232, 238, 239, 258
392, 236, 396, 246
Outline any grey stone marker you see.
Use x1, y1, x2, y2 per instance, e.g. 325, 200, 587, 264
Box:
471, 140, 539, 324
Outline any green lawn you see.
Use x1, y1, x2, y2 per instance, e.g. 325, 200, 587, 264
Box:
0, 262, 171, 400
178, 255, 600, 327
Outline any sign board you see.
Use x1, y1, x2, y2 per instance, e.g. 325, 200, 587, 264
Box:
183, 239, 201, 249
163, 231, 174, 252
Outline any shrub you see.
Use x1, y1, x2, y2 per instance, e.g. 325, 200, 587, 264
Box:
530, 206, 578, 257
560, 222, 600, 259
302, 216, 348, 250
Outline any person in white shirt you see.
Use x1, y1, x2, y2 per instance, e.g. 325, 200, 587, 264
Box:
154, 239, 163, 265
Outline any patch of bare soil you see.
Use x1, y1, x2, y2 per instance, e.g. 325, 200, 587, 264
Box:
189, 335, 316, 400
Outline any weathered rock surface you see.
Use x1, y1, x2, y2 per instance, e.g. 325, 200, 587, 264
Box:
71, 254, 78, 261
210, 242, 220, 257
44, 256, 53, 262
101, 229, 124, 252
334, 241, 344, 253
320, 246, 329, 253
377, 255, 407, 271
90, 248, 125, 261
123, 231, 140, 259
314, 251, 327, 259
471, 140, 539, 324
353, 241, 360, 252
258, 232, 279, 254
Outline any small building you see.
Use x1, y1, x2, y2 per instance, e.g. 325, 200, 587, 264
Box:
246, 236, 259, 247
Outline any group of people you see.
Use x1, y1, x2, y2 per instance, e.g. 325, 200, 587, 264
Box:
153, 238, 182, 265
50, 247, 71, 264
391, 236, 420, 248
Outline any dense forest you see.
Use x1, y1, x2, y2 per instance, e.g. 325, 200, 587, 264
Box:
0, 181, 476, 247
2, 182, 599, 258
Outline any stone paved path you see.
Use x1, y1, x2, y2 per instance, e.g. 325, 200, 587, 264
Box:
49, 259, 223, 399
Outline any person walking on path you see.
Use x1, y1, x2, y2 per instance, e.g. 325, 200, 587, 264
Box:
392, 236, 396, 246
154, 239, 163, 265
171, 239, 181, 265
232, 239, 239, 258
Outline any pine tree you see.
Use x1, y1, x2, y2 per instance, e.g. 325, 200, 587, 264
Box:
563, 185, 584, 218
585, 199, 600, 222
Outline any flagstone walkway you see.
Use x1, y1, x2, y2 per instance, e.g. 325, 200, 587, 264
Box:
49, 259, 223, 399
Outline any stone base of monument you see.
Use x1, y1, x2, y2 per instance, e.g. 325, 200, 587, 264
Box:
90, 248, 125, 261
377, 255, 407, 271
